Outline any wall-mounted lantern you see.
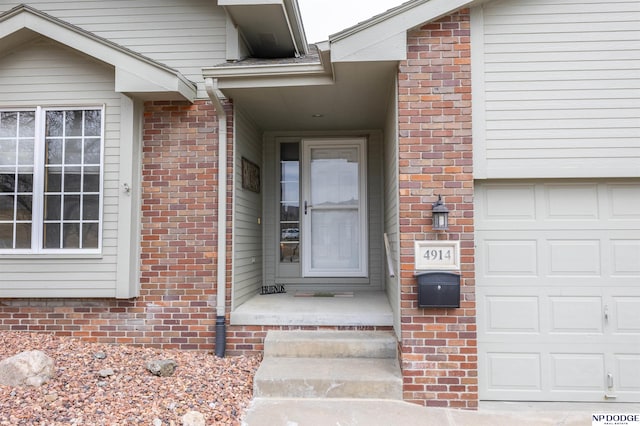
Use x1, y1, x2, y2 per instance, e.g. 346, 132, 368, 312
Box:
432, 195, 449, 231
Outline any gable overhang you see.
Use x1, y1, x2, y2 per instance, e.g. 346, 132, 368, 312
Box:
329, 0, 487, 62
203, 44, 398, 131
220, 0, 308, 58
0, 5, 196, 102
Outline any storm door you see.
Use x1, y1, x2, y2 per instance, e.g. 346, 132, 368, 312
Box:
301, 138, 367, 277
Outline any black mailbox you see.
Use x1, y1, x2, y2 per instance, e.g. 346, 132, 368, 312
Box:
415, 271, 460, 308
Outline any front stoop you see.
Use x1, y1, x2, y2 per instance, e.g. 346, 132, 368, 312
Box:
253, 330, 402, 400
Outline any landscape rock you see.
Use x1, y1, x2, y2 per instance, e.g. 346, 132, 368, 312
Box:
0, 350, 55, 387
146, 359, 178, 377
99, 368, 115, 378
93, 352, 107, 360
182, 411, 205, 426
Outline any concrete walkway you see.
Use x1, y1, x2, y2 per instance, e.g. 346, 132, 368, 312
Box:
242, 398, 640, 426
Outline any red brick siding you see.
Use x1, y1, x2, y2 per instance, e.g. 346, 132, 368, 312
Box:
398, 10, 477, 408
0, 100, 234, 351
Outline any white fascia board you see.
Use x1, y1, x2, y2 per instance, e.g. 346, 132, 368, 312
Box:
0, 6, 196, 101
203, 62, 333, 89
330, 0, 480, 63
331, 31, 407, 62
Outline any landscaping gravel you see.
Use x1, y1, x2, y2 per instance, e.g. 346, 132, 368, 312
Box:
0, 332, 261, 425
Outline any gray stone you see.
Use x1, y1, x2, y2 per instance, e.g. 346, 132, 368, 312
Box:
0, 350, 55, 387
182, 411, 205, 426
98, 368, 115, 378
146, 359, 178, 377
93, 352, 107, 360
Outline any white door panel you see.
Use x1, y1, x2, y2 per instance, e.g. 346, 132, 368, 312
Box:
477, 180, 640, 402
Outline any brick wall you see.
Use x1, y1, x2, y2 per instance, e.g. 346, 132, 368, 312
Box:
0, 100, 233, 351
397, 10, 477, 408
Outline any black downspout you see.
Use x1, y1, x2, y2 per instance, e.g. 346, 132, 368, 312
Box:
215, 316, 226, 357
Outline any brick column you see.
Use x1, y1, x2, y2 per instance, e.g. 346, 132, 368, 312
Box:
397, 10, 477, 408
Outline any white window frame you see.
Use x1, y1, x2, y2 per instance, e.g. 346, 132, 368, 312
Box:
0, 106, 105, 255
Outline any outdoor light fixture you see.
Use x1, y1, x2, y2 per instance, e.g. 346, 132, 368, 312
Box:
432, 195, 449, 231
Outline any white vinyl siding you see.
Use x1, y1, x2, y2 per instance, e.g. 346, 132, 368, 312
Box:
0, 0, 227, 99
233, 108, 263, 308
476, 180, 640, 402
0, 38, 124, 297
472, 0, 640, 179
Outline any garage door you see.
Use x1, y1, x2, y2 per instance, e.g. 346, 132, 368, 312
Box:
477, 181, 640, 402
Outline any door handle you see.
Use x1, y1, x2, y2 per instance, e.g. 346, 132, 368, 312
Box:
304, 200, 312, 215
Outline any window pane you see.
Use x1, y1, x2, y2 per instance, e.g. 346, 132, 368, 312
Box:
280, 143, 299, 161
44, 224, 60, 248
64, 167, 82, 192
84, 110, 101, 137
84, 138, 100, 164
83, 168, 100, 192
46, 139, 63, 164
0, 195, 13, 220
39, 108, 103, 251
65, 111, 84, 137
19, 112, 35, 138
44, 195, 61, 220
82, 223, 99, 248
64, 139, 82, 164
15, 223, 31, 249
45, 167, 62, 192
280, 203, 299, 222
63, 223, 80, 248
45, 111, 63, 137
0, 174, 15, 193
280, 224, 299, 241
16, 195, 32, 220
280, 242, 299, 263
0, 140, 16, 166
82, 195, 99, 220
18, 139, 34, 165
281, 182, 299, 203
0, 112, 17, 138
0, 223, 12, 248
17, 173, 32, 193
63, 195, 80, 220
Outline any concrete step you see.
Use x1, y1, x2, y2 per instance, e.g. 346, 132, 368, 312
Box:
253, 357, 403, 399
263, 330, 397, 359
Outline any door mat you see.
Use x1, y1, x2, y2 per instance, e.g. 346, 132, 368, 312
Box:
294, 291, 354, 298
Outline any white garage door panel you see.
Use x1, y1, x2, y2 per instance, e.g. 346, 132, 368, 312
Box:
478, 180, 640, 402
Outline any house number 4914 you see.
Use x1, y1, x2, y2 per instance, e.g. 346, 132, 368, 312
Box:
414, 241, 460, 271
423, 249, 452, 261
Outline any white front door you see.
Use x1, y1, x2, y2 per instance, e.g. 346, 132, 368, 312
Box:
301, 138, 367, 277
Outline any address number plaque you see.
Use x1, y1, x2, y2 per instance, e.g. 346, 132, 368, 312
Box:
414, 241, 460, 271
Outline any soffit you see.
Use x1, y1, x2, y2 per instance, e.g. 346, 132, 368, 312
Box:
212, 60, 398, 131
220, 0, 307, 58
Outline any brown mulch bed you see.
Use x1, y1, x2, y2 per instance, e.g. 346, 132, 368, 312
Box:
0, 332, 261, 425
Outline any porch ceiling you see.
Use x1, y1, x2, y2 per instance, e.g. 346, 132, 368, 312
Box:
216, 61, 398, 131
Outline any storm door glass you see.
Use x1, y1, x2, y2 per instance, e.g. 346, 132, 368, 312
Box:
302, 139, 367, 277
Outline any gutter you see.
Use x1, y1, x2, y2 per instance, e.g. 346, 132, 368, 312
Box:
205, 77, 227, 358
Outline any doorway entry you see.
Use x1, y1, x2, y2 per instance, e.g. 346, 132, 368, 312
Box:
278, 138, 368, 280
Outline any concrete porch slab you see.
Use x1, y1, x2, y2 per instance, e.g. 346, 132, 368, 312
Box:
230, 291, 394, 326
